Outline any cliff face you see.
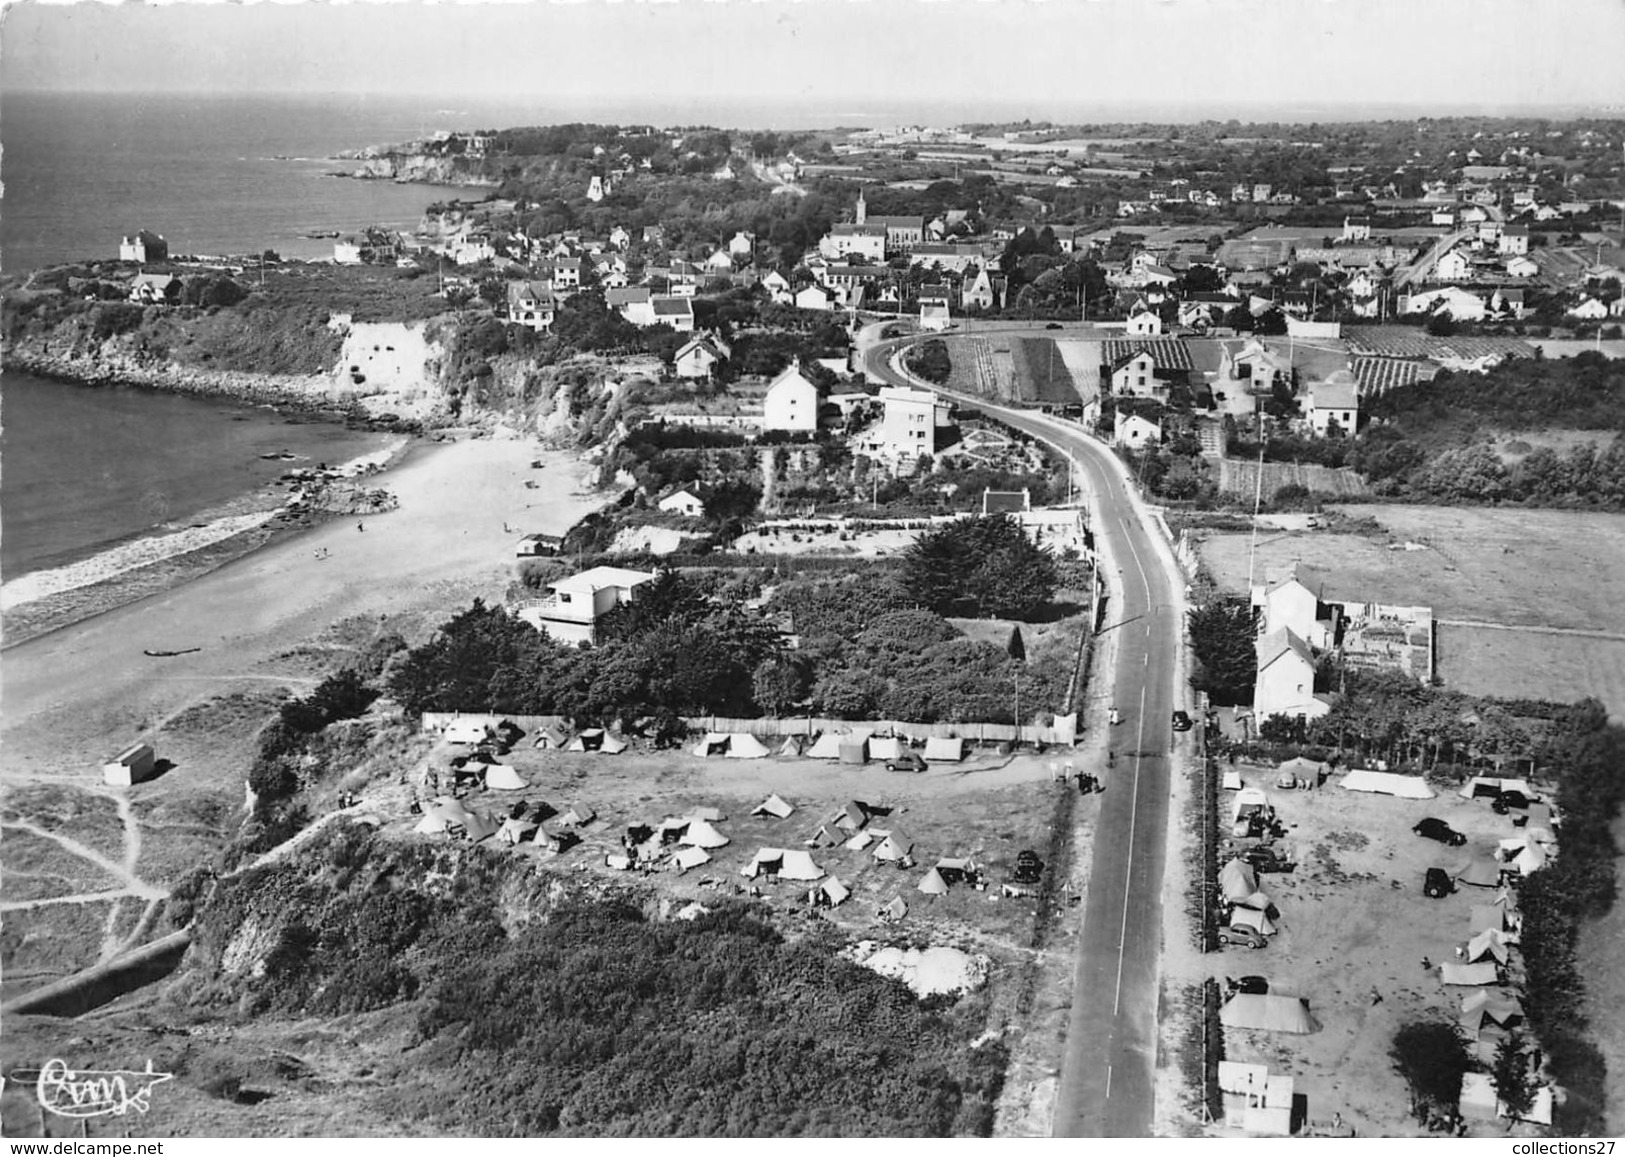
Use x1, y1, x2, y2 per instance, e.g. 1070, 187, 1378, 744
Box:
344, 153, 497, 187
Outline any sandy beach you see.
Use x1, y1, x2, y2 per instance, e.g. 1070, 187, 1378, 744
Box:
1, 435, 607, 777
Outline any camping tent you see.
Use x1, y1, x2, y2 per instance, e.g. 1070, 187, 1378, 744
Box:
1459, 776, 1537, 800
805, 732, 845, 759
534, 826, 579, 854
605, 853, 633, 871
726, 733, 771, 759
689, 806, 726, 822
833, 801, 871, 831
844, 830, 878, 852
1460, 990, 1523, 1036
753, 794, 795, 819
873, 833, 913, 863
881, 896, 908, 921
1456, 855, 1505, 888
1279, 756, 1326, 789
672, 845, 711, 873
1052, 711, 1078, 746
1512, 840, 1547, 876
599, 731, 629, 754
1524, 804, 1556, 844
778, 849, 823, 881
1229, 907, 1277, 936
1219, 994, 1321, 1034
413, 812, 449, 835
1338, 769, 1435, 799
1469, 905, 1508, 933
1219, 858, 1259, 903
814, 877, 850, 907
1465, 928, 1510, 964
558, 804, 596, 827
868, 736, 902, 762
777, 736, 805, 757
1440, 962, 1500, 986
690, 732, 731, 757
681, 819, 731, 849
924, 737, 964, 762
1459, 1072, 1500, 1122
917, 868, 950, 895
461, 810, 499, 843
535, 723, 570, 749
1232, 788, 1272, 824
484, 764, 527, 791
805, 824, 843, 848
1222, 768, 1244, 791
838, 739, 869, 765
740, 847, 823, 881
568, 728, 606, 752
497, 817, 538, 844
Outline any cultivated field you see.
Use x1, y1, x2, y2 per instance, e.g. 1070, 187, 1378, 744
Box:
1195, 504, 1625, 716
1218, 458, 1372, 498
1009, 338, 1086, 406
1206, 767, 1541, 1138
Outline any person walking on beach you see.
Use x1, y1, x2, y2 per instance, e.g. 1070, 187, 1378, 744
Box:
357, 520, 364, 533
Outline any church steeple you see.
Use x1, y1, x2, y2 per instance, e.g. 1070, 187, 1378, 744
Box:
855, 189, 867, 225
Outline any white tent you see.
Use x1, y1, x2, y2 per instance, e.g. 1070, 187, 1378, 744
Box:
740, 847, 823, 881
1338, 769, 1435, 799
833, 801, 872, 831
838, 739, 869, 764
844, 830, 878, 852
1219, 858, 1258, 902
1278, 756, 1326, 788
924, 737, 964, 762
1469, 904, 1508, 933
1229, 907, 1277, 936
1219, 994, 1320, 1034
672, 845, 711, 873
752, 794, 795, 819
605, 852, 633, 871
881, 896, 908, 921
776, 736, 805, 757
1513, 840, 1547, 876
872, 833, 913, 863
681, 819, 731, 849
1231, 788, 1272, 823
414, 811, 449, 835
484, 764, 527, 791
1459, 1072, 1500, 1122
462, 810, 499, 843
778, 849, 824, 881
1456, 855, 1505, 888
868, 737, 902, 762
814, 877, 850, 907
1222, 768, 1244, 791
567, 728, 605, 752
1051, 711, 1077, 746
690, 732, 731, 757
1466, 928, 1510, 965
725, 733, 771, 759
1440, 962, 1500, 986
558, 804, 596, 827
917, 868, 949, 895
805, 823, 844, 848
497, 817, 538, 844
805, 732, 845, 759
599, 731, 629, 754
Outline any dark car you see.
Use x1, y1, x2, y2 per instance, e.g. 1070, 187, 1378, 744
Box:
1014, 850, 1044, 884
1227, 975, 1270, 995
1424, 867, 1455, 899
887, 750, 928, 774
1218, 925, 1268, 950
1413, 817, 1467, 846
1244, 845, 1293, 873
1171, 710, 1194, 732
1492, 790, 1532, 815
1045, 322, 1064, 330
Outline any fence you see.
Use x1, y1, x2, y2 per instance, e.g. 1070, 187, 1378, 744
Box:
421, 710, 1080, 747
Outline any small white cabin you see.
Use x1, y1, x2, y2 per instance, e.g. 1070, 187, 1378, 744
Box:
102, 743, 157, 787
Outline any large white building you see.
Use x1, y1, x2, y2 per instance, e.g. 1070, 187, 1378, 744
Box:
763, 365, 822, 433
518, 567, 657, 646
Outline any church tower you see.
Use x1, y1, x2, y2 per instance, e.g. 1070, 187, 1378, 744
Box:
855, 189, 867, 225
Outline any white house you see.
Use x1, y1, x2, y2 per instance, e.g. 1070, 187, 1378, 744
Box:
1568, 297, 1609, 320
1112, 411, 1162, 448
1307, 371, 1360, 437
333, 239, 364, 265
609, 225, 632, 251
728, 231, 756, 258
760, 269, 792, 303
1403, 286, 1488, 322
586, 176, 607, 203
651, 296, 695, 332
763, 364, 822, 433
1434, 249, 1473, 281
1126, 306, 1164, 336
673, 334, 728, 379
506, 280, 556, 332
119, 230, 169, 263
1252, 562, 1335, 649
128, 273, 179, 304
608, 287, 656, 326
658, 487, 708, 519
919, 287, 952, 332
452, 236, 496, 266
1254, 627, 1331, 724
1110, 350, 1161, 398
795, 284, 835, 312
518, 566, 657, 646
704, 248, 735, 272
874, 385, 952, 461
1505, 255, 1538, 278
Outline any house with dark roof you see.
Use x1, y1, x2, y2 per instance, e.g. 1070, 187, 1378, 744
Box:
651, 295, 695, 332
506, 280, 556, 331
1254, 627, 1331, 724
673, 334, 729, 379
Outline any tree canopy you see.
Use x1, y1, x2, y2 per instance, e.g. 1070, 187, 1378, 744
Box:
899, 514, 1058, 620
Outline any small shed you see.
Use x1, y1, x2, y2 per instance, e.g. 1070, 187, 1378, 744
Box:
924, 736, 964, 762
102, 743, 157, 787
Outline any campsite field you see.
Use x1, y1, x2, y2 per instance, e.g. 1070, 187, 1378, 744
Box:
1204, 766, 1538, 1138
1195, 504, 1625, 718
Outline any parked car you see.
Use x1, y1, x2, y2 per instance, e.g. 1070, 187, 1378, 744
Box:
1227, 975, 1270, 994
1013, 850, 1044, 884
1413, 818, 1467, 846
1218, 925, 1269, 950
1424, 867, 1455, 899
1171, 710, 1193, 732
1243, 845, 1293, 873
887, 750, 928, 774
1492, 790, 1532, 815
1045, 322, 1064, 330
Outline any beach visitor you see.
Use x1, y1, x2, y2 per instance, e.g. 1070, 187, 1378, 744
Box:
357, 520, 364, 532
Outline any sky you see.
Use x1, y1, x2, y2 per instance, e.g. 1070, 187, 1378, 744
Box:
3, 0, 1624, 116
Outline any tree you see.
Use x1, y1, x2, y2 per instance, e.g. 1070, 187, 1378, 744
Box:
752, 655, 809, 717
1492, 1031, 1536, 1125
1187, 599, 1257, 705
1427, 310, 1457, 337
1390, 1021, 1472, 1127
899, 515, 1057, 620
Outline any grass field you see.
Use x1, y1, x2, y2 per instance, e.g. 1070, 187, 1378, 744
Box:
1009, 338, 1082, 406
1218, 458, 1372, 499
1195, 504, 1625, 717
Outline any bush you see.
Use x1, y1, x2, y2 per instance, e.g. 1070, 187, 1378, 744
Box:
906, 339, 952, 384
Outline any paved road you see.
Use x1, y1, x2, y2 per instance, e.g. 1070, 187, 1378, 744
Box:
1393, 228, 1474, 290
862, 339, 1184, 1136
